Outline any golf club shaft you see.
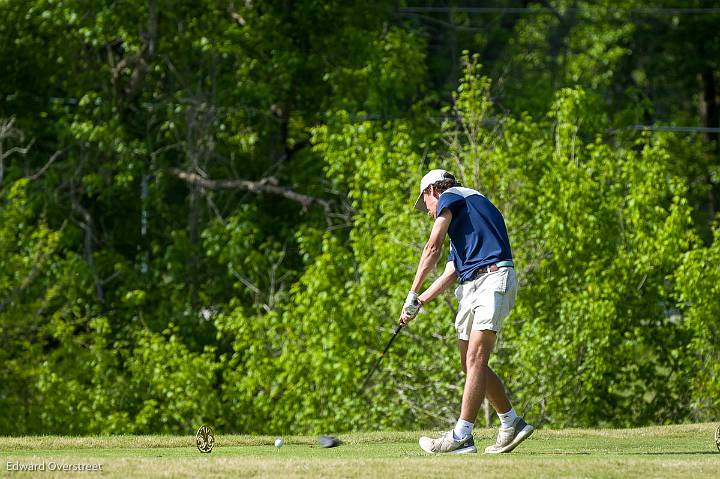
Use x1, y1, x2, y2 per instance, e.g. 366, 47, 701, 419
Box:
360, 323, 403, 391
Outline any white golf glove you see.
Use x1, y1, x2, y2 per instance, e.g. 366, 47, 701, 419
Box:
402, 291, 422, 319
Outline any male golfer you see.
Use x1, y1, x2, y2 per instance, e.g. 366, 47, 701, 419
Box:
400, 169, 533, 454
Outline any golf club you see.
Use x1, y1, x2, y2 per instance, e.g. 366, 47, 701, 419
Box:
360, 323, 403, 391
318, 435, 342, 448
314, 324, 403, 449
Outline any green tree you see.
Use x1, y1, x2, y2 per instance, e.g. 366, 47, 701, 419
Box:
443, 56, 697, 427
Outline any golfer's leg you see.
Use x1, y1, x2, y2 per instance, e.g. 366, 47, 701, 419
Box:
458, 339, 468, 374
458, 338, 512, 414
485, 367, 512, 414
459, 329, 496, 422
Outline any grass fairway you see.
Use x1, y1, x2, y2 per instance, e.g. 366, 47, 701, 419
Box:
1, 424, 718, 478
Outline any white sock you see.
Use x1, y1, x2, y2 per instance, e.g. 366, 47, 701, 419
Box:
452, 418, 474, 440
498, 408, 518, 428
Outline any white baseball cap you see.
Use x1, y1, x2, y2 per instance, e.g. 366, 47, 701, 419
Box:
414, 169, 455, 212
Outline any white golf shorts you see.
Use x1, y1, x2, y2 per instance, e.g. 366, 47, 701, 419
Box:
454, 267, 517, 340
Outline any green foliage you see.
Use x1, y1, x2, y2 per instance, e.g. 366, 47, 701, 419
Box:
216, 114, 453, 434
125, 326, 222, 433
429, 55, 700, 428
0, 180, 62, 433
675, 227, 720, 418
1, 0, 719, 435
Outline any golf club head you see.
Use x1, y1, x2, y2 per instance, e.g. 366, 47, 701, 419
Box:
318, 435, 342, 448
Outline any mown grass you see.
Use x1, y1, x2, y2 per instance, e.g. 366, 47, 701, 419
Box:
1, 424, 718, 478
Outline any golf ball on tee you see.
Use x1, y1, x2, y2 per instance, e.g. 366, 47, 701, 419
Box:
274, 438, 284, 448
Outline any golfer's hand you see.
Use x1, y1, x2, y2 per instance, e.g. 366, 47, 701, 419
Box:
399, 291, 422, 325
399, 311, 414, 326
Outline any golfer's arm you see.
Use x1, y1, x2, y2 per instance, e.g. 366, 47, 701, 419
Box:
418, 260, 457, 304
410, 209, 452, 294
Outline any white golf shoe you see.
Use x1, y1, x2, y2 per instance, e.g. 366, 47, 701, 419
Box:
484, 417, 534, 453
419, 430, 477, 454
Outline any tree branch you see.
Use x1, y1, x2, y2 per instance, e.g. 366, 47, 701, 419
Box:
169, 168, 331, 213
28, 149, 64, 181
0, 117, 33, 186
